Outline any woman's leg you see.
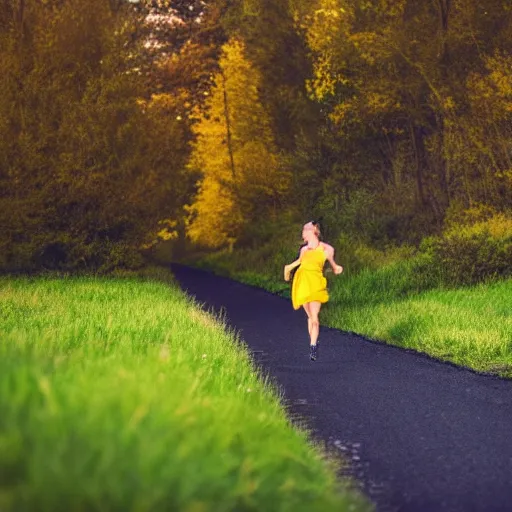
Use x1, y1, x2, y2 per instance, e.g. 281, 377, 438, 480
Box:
308, 301, 321, 346
303, 302, 321, 360
303, 303, 312, 336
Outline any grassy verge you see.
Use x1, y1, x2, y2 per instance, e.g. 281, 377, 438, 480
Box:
193, 253, 512, 378
326, 265, 512, 376
0, 275, 369, 511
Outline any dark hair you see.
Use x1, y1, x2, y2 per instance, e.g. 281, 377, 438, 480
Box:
310, 220, 322, 239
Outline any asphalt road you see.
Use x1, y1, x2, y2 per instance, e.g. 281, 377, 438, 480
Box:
171, 264, 512, 512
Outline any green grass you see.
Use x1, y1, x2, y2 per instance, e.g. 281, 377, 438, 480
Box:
325, 266, 512, 376
0, 276, 369, 512
193, 252, 512, 378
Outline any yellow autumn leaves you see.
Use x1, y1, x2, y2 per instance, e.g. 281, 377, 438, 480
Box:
186, 39, 290, 249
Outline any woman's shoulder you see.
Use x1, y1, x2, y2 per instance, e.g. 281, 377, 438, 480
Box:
320, 242, 334, 254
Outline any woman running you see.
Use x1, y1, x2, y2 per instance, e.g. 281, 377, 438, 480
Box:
284, 221, 343, 361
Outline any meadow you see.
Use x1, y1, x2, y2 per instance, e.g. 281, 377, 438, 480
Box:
0, 274, 369, 511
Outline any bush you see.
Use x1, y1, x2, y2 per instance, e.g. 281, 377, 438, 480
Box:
420, 214, 512, 286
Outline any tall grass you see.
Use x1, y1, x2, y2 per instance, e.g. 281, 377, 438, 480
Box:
0, 276, 369, 512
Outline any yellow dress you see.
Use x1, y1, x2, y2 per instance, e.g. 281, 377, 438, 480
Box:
291, 244, 329, 310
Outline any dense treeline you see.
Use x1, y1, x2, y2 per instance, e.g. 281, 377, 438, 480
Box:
189, 0, 511, 248
1, 0, 510, 273
0, 0, 204, 271
292, 0, 512, 242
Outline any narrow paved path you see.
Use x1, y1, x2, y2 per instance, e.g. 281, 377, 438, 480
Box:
172, 264, 512, 512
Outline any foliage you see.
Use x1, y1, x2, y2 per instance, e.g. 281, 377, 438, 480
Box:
334, 235, 417, 275
0, 0, 191, 272
131, 0, 226, 109
288, 0, 512, 242
186, 38, 290, 249
221, 0, 318, 151
2, 0, 512, 274
420, 213, 512, 286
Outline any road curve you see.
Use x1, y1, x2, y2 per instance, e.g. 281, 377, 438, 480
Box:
171, 264, 512, 512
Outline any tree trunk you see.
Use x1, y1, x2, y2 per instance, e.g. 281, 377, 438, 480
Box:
435, 0, 451, 210
220, 70, 236, 180
17, 0, 25, 29
410, 122, 427, 206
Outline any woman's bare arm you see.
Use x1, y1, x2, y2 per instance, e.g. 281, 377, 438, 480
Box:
323, 243, 343, 275
284, 258, 301, 282
284, 245, 308, 282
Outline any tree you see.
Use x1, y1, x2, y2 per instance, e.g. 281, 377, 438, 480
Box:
186, 38, 290, 249
222, 0, 319, 151
129, 0, 226, 105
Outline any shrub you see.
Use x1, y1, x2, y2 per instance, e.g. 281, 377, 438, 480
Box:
420, 214, 512, 286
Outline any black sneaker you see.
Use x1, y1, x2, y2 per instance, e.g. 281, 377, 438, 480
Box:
310, 344, 318, 361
